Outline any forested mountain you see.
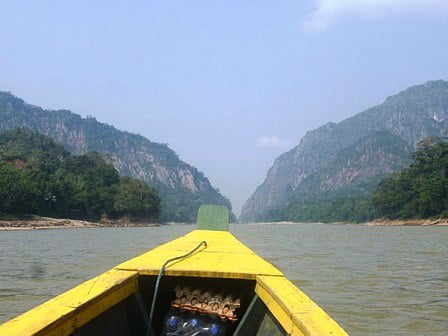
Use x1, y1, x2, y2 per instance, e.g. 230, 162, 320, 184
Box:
0, 128, 160, 220
0, 92, 232, 222
241, 80, 448, 222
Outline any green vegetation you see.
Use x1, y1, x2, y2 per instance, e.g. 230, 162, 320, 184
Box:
114, 177, 160, 219
0, 128, 160, 221
373, 138, 448, 219
265, 183, 378, 223
157, 185, 232, 223
268, 196, 376, 224
265, 137, 448, 223
0, 91, 232, 222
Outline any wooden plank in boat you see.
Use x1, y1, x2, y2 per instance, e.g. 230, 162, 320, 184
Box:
255, 275, 348, 336
115, 230, 282, 279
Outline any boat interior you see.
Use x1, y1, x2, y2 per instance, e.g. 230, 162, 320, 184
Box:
73, 274, 286, 336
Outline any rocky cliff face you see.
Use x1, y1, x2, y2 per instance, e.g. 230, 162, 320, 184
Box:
240, 80, 448, 222
0, 92, 231, 222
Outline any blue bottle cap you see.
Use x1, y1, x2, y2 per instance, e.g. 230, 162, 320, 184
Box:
210, 324, 219, 335
167, 316, 178, 328
190, 318, 199, 327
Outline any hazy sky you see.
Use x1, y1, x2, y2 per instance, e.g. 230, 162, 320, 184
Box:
1, 1, 447, 215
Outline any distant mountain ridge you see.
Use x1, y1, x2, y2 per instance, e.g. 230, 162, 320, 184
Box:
240, 80, 448, 222
0, 92, 231, 222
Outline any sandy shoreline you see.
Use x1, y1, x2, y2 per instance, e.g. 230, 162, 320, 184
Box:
2, 217, 447, 230
364, 219, 448, 226
243, 220, 448, 226
0, 216, 159, 231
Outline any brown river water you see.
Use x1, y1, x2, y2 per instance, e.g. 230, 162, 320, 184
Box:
0, 223, 447, 335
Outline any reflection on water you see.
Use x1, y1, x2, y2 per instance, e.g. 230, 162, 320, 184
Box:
0, 224, 447, 336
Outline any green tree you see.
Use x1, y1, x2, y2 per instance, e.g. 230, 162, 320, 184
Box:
0, 129, 161, 221
56, 152, 120, 219
113, 177, 160, 220
373, 140, 448, 219
0, 162, 37, 214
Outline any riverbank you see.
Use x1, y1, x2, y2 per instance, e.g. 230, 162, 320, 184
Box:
243, 219, 448, 226
0, 215, 159, 231
365, 218, 448, 226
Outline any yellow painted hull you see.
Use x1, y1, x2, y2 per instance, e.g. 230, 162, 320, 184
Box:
0, 229, 348, 336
